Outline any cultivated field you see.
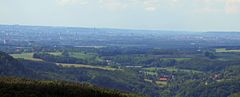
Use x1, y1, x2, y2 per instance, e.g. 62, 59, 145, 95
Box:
144, 67, 201, 73
216, 48, 240, 53
56, 63, 119, 71
10, 53, 43, 61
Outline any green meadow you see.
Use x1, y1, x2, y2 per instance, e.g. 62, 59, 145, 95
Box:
57, 63, 119, 71
10, 53, 43, 61
216, 48, 240, 53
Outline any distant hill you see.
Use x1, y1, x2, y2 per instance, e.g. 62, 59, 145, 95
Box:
0, 77, 142, 97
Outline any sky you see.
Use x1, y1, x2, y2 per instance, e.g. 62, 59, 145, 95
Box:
0, 0, 240, 31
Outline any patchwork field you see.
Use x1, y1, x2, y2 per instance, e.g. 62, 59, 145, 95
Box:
143, 79, 167, 87
10, 52, 62, 61
216, 48, 240, 53
48, 52, 62, 56
10, 53, 43, 61
10, 52, 115, 71
56, 63, 119, 71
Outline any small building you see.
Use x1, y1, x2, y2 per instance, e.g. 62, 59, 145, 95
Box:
159, 77, 169, 81
211, 74, 221, 80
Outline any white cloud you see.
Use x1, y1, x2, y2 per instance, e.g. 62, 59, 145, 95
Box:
55, 0, 240, 14
56, 0, 88, 6
143, 0, 160, 11
225, 5, 239, 14
225, 0, 240, 14
226, 0, 240, 3
190, 0, 240, 14
99, 0, 128, 11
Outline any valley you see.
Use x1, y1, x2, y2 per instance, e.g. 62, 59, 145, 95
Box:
0, 25, 240, 97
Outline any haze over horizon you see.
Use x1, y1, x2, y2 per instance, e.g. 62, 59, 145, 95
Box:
1, 0, 240, 31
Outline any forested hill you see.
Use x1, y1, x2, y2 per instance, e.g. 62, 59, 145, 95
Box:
0, 77, 142, 97
0, 51, 33, 77
0, 52, 143, 97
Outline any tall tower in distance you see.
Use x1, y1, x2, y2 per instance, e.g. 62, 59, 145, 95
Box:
75, 32, 79, 41
58, 32, 62, 40
3, 32, 9, 45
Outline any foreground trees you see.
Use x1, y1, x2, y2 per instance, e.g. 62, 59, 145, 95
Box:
0, 77, 143, 97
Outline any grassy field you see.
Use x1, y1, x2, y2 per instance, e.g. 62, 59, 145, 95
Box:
155, 81, 167, 87
145, 71, 158, 75
10, 53, 43, 61
10, 52, 62, 61
48, 52, 62, 56
144, 79, 153, 83
143, 79, 167, 87
57, 63, 119, 71
10, 52, 118, 71
144, 68, 158, 72
144, 67, 201, 73
69, 52, 103, 61
216, 48, 240, 53
145, 67, 176, 72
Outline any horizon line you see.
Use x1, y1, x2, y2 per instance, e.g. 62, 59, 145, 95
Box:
0, 23, 240, 33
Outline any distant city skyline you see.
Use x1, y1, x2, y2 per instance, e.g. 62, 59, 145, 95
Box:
0, 0, 240, 31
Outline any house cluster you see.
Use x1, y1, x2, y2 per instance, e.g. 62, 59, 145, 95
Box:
159, 77, 169, 81
159, 75, 175, 82
210, 74, 221, 80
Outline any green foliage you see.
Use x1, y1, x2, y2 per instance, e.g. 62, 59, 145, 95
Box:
19, 59, 157, 97
62, 50, 70, 57
10, 53, 43, 61
224, 65, 240, 79
33, 52, 107, 66
3, 47, 240, 97
176, 80, 240, 97
228, 92, 240, 97
204, 51, 216, 59
0, 52, 34, 77
174, 58, 240, 72
0, 77, 143, 97
59, 63, 118, 71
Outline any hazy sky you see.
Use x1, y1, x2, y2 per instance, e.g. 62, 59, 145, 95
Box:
0, 0, 240, 31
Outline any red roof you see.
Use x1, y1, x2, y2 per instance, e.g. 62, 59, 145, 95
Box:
159, 77, 168, 81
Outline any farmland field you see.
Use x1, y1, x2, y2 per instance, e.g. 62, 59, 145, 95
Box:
145, 71, 158, 75
144, 67, 202, 73
10, 52, 63, 61
155, 81, 168, 86
216, 48, 240, 53
69, 52, 103, 61
48, 52, 62, 56
143, 79, 167, 87
56, 63, 119, 71
144, 79, 153, 83
10, 53, 43, 61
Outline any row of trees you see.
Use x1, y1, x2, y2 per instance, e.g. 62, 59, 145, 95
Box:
33, 52, 107, 66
